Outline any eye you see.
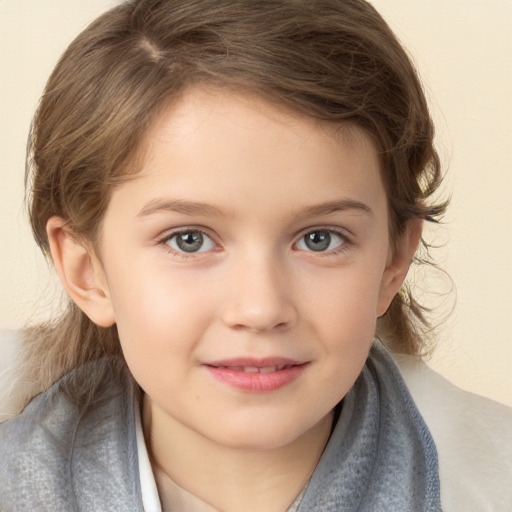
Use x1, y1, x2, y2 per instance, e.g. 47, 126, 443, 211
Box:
165, 230, 215, 253
296, 230, 346, 252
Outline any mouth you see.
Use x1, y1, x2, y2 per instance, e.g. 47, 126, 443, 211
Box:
211, 363, 296, 374
203, 358, 308, 392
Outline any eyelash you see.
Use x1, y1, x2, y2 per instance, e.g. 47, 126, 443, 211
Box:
157, 228, 218, 260
156, 226, 352, 259
294, 227, 352, 257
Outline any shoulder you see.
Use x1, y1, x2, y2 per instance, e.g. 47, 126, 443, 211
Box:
0, 328, 28, 421
0, 356, 140, 509
393, 353, 512, 512
0, 365, 86, 507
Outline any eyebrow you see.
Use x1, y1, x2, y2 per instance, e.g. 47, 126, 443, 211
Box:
137, 197, 373, 219
137, 198, 225, 218
294, 199, 373, 218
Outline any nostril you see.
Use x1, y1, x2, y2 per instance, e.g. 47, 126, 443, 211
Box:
228, 320, 292, 334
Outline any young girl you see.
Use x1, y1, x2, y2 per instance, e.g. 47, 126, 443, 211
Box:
0, 0, 511, 510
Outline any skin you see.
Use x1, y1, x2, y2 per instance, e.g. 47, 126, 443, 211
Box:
47, 88, 421, 511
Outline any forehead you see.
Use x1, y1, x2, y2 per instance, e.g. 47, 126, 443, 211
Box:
106, 88, 387, 225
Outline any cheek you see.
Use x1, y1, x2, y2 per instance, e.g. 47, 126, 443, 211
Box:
304, 293, 377, 422
304, 265, 383, 379
307, 264, 383, 329
106, 261, 215, 356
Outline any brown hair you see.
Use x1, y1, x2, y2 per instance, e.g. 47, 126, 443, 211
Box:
23, 0, 447, 397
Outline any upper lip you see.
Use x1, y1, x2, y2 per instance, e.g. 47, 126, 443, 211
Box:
204, 357, 306, 369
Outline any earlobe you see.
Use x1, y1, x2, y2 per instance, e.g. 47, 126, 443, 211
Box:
46, 216, 115, 327
377, 218, 423, 317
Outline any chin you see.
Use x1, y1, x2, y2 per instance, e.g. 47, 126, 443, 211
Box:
217, 432, 300, 452
210, 413, 327, 453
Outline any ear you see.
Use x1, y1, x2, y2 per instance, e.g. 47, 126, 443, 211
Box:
376, 218, 423, 317
46, 216, 115, 327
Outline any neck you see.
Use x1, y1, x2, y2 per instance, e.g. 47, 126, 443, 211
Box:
143, 396, 333, 512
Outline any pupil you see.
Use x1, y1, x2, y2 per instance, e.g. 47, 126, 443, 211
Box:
305, 231, 330, 251
177, 231, 203, 252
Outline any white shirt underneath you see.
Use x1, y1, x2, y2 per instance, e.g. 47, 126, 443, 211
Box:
135, 404, 163, 512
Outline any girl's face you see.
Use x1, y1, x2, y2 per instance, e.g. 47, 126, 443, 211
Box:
94, 89, 411, 451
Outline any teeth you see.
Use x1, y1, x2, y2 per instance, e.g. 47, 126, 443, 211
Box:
243, 365, 288, 373
216, 365, 291, 373
259, 366, 277, 374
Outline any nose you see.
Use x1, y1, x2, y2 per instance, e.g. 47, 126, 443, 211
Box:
221, 253, 298, 333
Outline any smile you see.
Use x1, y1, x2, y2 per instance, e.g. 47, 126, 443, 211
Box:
204, 359, 308, 392
213, 364, 293, 373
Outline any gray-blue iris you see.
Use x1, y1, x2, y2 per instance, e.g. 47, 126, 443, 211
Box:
176, 231, 204, 252
304, 231, 331, 251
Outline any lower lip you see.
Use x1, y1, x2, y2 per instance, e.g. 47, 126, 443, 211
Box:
204, 364, 307, 392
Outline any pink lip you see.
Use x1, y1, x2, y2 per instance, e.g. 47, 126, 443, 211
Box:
203, 358, 308, 392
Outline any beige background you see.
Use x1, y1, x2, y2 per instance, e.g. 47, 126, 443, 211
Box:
1, 0, 511, 406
